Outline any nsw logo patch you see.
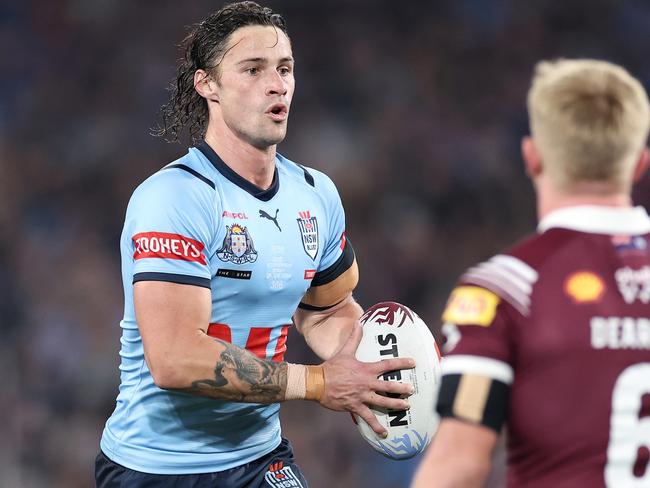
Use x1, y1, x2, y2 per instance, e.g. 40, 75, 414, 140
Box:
296, 211, 318, 260
217, 224, 258, 264
264, 461, 304, 488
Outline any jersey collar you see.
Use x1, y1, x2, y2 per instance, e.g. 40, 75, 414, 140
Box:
538, 205, 650, 234
196, 141, 280, 201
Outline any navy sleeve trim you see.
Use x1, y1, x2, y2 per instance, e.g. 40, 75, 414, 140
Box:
297, 298, 345, 311
133, 272, 211, 289
165, 164, 215, 189
297, 164, 315, 187
311, 239, 355, 287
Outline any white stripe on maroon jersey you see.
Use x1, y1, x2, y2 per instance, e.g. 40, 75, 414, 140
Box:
442, 355, 514, 384
461, 272, 530, 316
490, 254, 539, 283
462, 254, 539, 316
477, 261, 533, 295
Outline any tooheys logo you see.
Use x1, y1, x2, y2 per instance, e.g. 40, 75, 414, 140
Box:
133, 232, 206, 264
378, 333, 409, 428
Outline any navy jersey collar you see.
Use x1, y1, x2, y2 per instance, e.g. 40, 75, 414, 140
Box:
196, 141, 279, 201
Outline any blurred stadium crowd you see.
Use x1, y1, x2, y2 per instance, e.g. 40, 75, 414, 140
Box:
2, 1, 650, 487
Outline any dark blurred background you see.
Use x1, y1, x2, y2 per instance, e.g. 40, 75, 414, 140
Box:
2, 0, 650, 486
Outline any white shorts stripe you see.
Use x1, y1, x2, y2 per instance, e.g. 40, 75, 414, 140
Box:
442, 355, 514, 384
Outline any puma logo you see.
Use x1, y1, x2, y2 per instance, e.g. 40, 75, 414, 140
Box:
259, 209, 281, 232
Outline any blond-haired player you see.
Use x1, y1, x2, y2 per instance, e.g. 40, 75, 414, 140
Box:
412, 59, 650, 488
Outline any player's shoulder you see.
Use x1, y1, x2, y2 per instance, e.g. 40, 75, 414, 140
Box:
135, 149, 215, 196
455, 232, 544, 317
505, 227, 580, 268
276, 153, 339, 195
130, 149, 217, 211
458, 229, 582, 315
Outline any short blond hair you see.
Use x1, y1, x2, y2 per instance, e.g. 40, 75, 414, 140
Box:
527, 59, 650, 192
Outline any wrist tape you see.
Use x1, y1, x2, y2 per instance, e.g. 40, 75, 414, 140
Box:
285, 364, 325, 401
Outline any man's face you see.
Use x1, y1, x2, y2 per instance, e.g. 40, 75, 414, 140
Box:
213, 25, 294, 149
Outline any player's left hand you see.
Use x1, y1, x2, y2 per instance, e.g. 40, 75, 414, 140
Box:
318, 322, 415, 437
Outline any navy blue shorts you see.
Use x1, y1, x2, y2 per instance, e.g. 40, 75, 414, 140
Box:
95, 438, 308, 488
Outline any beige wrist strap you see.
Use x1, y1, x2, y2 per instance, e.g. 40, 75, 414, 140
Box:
305, 365, 325, 401
285, 363, 325, 401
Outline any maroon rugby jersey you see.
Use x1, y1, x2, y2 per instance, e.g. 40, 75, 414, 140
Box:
439, 205, 650, 488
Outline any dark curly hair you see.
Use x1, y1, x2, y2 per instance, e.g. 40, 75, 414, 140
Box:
152, 1, 289, 144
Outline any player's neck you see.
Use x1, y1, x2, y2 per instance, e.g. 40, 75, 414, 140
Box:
204, 128, 276, 190
537, 182, 633, 220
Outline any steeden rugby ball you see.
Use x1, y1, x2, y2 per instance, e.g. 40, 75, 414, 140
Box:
354, 302, 442, 459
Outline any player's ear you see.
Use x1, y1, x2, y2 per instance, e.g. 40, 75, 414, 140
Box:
194, 69, 220, 102
632, 147, 649, 183
522, 136, 542, 179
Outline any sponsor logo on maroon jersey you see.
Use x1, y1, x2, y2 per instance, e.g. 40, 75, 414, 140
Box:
615, 266, 650, 304
441, 323, 461, 353
442, 286, 500, 327
132, 232, 206, 264
564, 271, 606, 304
222, 210, 248, 219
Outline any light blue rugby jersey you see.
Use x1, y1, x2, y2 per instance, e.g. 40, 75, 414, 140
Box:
100, 141, 354, 474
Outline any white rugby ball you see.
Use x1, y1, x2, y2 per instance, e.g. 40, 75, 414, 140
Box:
354, 301, 442, 460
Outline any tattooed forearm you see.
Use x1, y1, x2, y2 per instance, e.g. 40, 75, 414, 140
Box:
184, 340, 288, 403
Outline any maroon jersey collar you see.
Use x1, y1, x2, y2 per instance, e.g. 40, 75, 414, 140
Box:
538, 205, 650, 234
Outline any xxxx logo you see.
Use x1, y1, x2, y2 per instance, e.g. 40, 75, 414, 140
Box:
615, 266, 650, 304
264, 461, 304, 488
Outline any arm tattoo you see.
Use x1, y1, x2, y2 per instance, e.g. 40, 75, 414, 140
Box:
187, 340, 288, 403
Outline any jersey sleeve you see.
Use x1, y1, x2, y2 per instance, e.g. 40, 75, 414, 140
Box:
298, 173, 357, 310
441, 285, 516, 363
436, 283, 517, 431
317, 174, 351, 272
124, 169, 217, 288
436, 253, 539, 431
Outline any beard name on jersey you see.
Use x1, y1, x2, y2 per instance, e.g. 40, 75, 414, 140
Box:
590, 316, 650, 350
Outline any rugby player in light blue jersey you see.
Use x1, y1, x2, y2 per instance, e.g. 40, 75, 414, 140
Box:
96, 2, 414, 487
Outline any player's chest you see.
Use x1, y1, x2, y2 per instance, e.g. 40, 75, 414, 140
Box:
208, 192, 326, 295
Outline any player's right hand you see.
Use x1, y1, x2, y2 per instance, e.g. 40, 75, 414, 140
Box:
319, 322, 415, 437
